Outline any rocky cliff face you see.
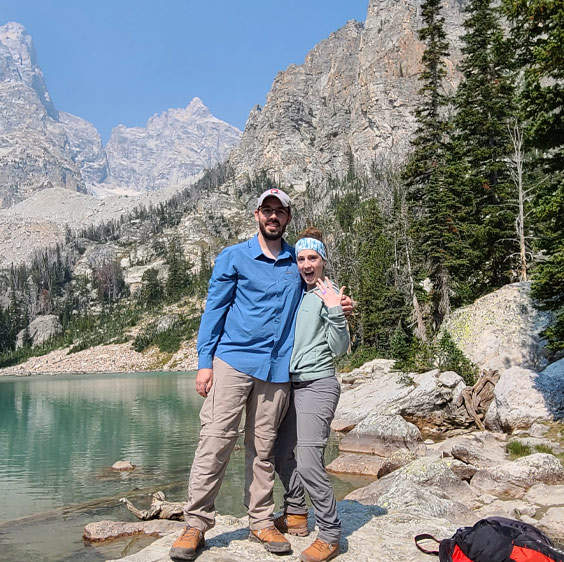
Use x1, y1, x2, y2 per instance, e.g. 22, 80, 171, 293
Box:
59, 111, 109, 186
229, 0, 467, 192
102, 98, 241, 193
0, 23, 85, 208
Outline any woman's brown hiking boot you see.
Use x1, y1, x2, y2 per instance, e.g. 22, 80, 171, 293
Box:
273, 512, 309, 536
300, 539, 340, 562
249, 526, 292, 553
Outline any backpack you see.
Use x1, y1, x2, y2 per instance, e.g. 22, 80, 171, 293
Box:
415, 516, 564, 562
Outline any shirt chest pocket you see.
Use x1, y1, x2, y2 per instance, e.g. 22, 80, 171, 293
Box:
283, 270, 302, 287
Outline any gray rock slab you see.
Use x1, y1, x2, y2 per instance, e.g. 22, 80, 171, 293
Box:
108, 508, 459, 562
345, 457, 477, 523
326, 453, 384, 476
485, 367, 553, 431
85, 520, 184, 542
536, 507, 564, 541
470, 453, 564, 498
428, 430, 508, 467
524, 483, 564, 507
333, 369, 465, 432
339, 414, 425, 456
472, 499, 538, 520
378, 448, 418, 478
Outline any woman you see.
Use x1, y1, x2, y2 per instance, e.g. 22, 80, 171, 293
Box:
273, 227, 349, 562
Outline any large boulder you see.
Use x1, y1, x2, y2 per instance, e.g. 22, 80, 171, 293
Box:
429, 431, 508, 468
84, 520, 183, 542
484, 367, 554, 431
470, 453, 564, 498
16, 314, 62, 348
340, 358, 397, 385
444, 282, 553, 372
339, 414, 426, 457
345, 457, 477, 525
333, 369, 465, 432
537, 358, 564, 420
524, 483, 564, 507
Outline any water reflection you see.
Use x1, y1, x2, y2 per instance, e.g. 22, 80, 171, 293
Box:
0, 373, 204, 524
0, 372, 371, 561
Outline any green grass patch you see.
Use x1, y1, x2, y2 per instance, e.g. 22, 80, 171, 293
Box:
507, 440, 532, 459
534, 444, 554, 455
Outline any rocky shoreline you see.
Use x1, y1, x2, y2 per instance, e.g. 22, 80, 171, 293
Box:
0, 338, 198, 377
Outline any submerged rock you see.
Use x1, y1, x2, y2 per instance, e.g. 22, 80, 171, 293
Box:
111, 460, 136, 471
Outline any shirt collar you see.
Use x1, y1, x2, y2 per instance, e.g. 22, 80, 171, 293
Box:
250, 234, 296, 262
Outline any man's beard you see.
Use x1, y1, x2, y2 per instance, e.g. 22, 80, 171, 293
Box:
259, 220, 286, 241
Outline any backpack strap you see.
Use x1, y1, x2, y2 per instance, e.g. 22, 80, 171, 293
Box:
415, 534, 441, 556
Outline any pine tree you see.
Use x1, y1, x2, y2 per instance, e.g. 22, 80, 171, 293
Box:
403, 0, 474, 327
165, 238, 192, 302
356, 199, 406, 352
504, 0, 564, 349
0, 305, 12, 353
139, 268, 164, 308
454, 0, 517, 292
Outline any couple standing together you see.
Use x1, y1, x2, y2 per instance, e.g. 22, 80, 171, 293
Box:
170, 189, 352, 562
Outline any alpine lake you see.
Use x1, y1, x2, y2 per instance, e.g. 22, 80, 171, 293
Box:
0, 371, 372, 561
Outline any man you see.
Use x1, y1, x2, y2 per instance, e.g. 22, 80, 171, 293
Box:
170, 188, 350, 560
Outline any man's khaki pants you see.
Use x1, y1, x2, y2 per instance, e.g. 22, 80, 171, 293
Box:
184, 357, 290, 532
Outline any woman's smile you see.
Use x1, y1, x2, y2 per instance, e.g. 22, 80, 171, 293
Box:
297, 249, 325, 289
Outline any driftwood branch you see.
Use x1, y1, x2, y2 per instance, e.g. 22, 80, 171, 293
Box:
452, 369, 500, 430
119, 491, 184, 521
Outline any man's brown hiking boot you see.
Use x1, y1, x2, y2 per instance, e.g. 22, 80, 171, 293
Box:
300, 539, 340, 562
273, 511, 309, 536
249, 526, 292, 553
169, 526, 205, 560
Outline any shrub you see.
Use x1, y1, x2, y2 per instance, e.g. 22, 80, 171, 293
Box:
133, 315, 200, 354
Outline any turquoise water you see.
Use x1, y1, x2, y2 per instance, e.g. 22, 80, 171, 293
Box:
0, 372, 371, 561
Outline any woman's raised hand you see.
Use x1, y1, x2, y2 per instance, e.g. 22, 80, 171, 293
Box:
314, 277, 345, 309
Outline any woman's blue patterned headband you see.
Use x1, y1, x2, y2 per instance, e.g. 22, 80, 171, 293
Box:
295, 237, 327, 261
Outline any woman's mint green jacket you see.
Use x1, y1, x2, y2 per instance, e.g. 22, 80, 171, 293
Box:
290, 288, 350, 383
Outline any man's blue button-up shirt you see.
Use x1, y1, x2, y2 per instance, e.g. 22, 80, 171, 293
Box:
197, 235, 304, 383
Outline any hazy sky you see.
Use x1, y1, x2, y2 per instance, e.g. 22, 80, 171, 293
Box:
2, 1, 369, 143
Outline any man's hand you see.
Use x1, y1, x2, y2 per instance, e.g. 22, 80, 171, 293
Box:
340, 293, 354, 318
196, 368, 214, 397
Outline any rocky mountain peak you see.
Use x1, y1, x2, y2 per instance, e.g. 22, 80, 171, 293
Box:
0, 22, 57, 118
102, 98, 241, 193
0, 24, 242, 206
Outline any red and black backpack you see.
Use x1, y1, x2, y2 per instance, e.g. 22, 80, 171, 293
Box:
415, 517, 564, 562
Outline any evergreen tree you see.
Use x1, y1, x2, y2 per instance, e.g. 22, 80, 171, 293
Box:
403, 0, 474, 327
0, 305, 11, 353
139, 268, 164, 308
165, 238, 192, 302
454, 0, 517, 291
355, 200, 406, 352
505, 0, 564, 349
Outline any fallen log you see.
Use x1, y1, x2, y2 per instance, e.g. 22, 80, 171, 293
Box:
119, 491, 184, 521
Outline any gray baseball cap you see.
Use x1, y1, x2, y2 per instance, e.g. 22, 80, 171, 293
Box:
256, 188, 291, 208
